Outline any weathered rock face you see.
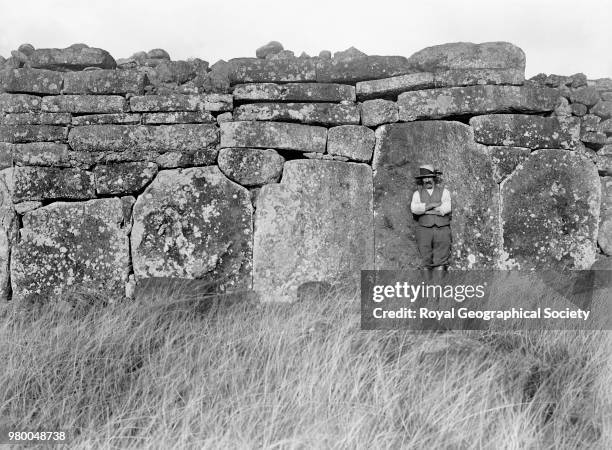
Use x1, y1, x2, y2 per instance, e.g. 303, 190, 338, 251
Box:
1, 68, 63, 95
373, 121, 500, 269
10, 142, 72, 167
1, 113, 71, 125
598, 176, 612, 255
228, 58, 316, 84
327, 125, 375, 162
316, 55, 414, 83
13, 166, 95, 201
0, 169, 16, 301
361, 99, 399, 127
62, 70, 145, 95
220, 121, 326, 152
218, 148, 284, 186
0, 125, 67, 143
11, 198, 130, 302
356, 73, 435, 100
256, 41, 284, 59
232, 83, 355, 102
129, 94, 232, 112
131, 167, 252, 289
253, 160, 373, 302
0, 93, 42, 113
233, 103, 360, 125
71, 113, 141, 126
94, 162, 158, 195
41, 95, 126, 113
27, 46, 117, 71
486, 146, 531, 183
500, 150, 600, 269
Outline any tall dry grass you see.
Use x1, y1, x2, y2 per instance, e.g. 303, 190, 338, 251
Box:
0, 284, 610, 449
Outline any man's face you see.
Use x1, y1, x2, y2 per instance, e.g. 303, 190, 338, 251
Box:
422, 177, 434, 189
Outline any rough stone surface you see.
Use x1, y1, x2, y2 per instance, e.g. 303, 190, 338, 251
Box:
11, 198, 130, 302
0, 144, 12, 169
407, 42, 526, 72
570, 87, 600, 106
599, 177, 612, 256
153, 149, 217, 168
327, 125, 375, 162
373, 121, 500, 269
232, 83, 356, 102
14, 201, 42, 215
142, 111, 215, 124
361, 99, 399, 127
356, 72, 434, 100
433, 68, 524, 87
62, 70, 145, 95
0, 93, 41, 113
131, 166, 252, 289
254, 160, 373, 302
486, 146, 531, 183
0, 168, 16, 301
233, 102, 360, 125
470, 114, 574, 149
316, 56, 414, 83
333, 47, 367, 61
228, 58, 316, 84
10, 142, 72, 167
41, 95, 126, 113
501, 150, 600, 269
1, 68, 63, 94
571, 103, 588, 116
68, 124, 219, 153
220, 121, 326, 153
397, 85, 560, 121
13, 166, 95, 201
71, 113, 142, 126
0, 125, 66, 143
130, 94, 232, 112
1, 113, 71, 125
94, 162, 157, 195
28, 46, 116, 71
591, 101, 612, 119
256, 41, 283, 59
218, 148, 284, 186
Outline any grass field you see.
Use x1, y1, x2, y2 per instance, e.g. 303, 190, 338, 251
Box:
0, 284, 610, 449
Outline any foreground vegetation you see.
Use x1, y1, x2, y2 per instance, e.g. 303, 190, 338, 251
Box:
0, 284, 610, 449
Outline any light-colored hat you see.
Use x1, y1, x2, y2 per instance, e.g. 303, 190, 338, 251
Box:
414, 164, 443, 179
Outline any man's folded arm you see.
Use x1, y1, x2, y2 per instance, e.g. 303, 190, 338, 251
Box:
437, 188, 452, 215
410, 191, 426, 214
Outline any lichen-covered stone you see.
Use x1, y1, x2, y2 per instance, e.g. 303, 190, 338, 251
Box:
0, 93, 41, 113
0, 144, 12, 169
397, 85, 560, 121
94, 162, 158, 195
327, 125, 375, 162
14, 201, 42, 215
599, 177, 612, 256
142, 111, 215, 124
28, 46, 116, 71
356, 72, 434, 100
11, 198, 130, 302
500, 150, 600, 269
129, 94, 232, 112
218, 148, 284, 186
591, 101, 612, 119
256, 41, 283, 59
433, 68, 524, 87
10, 142, 72, 167
233, 102, 360, 125
254, 160, 373, 302
571, 103, 588, 117
361, 99, 399, 127
316, 56, 414, 83
407, 42, 526, 72
68, 124, 218, 153
599, 119, 612, 134
228, 57, 316, 84
486, 146, 531, 183
13, 166, 95, 201
373, 121, 500, 269
71, 113, 142, 126
153, 149, 217, 168
0, 125, 66, 143
0, 168, 16, 300
220, 121, 326, 152
0, 68, 63, 94
569, 87, 600, 106
1, 113, 71, 125
470, 114, 574, 149
41, 95, 126, 113
131, 166, 252, 289
232, 82, 355, 102
62, 70, 145, 94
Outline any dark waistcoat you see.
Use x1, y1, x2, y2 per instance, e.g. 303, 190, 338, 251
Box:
416, 185, 451, 227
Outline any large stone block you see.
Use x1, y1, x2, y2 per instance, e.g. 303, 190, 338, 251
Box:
129, 94, 232, 112
407, 42, 526, 72
486, 146, 531, 183
254, 160, 373, 302
131, 166, 252, 289
71, 113, 142, 126
41, 95, 126, 113
0, 168, 16, 301
0, 93, 41, 113
0, 144, 12, 169
11, 198, 130, 302
356, 72, 434, 100
397, 85, 560, 121
94, 162, 158, 195
0, 125, 66, 143
68, 124, 219, 153
433, 68, 524, 87
10, 142, 72, 167
142, 111, 215, 124
13, 166, 95, 201
232, 82, 356, 102
316, 56, 414, 83
327, 125, 375, 162
361, 99, 399, 127
1, 113, 71, 125
233, 102, 360, 125
470, 114, 574, 149
228, 57, 316, 84
500, 150, 600, 269
220, 121, 326, 153
373, 121, 500, 269
217, 148, 284, 186
62, 70, 145, 95
598, 177, 612, 256
1, 68, 63, 94
28, 46, 116, 71
591, 101, 612, 120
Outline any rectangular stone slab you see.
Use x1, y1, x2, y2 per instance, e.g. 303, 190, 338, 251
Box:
13, 166, 95, 201
220, 121, 327, 152
62, 70, 145, 95
142, 111, 215, 124
129, 94, 232, 112
433, 68, 525, 87
71, 113, 142, 126
1, 68, 63, 94
356, 72, 434, 100
0, 93, 42, 113
0, 125, 67, 143
228, 58, 316, 84
41, 95, 126, 113
232, 82, 356, 102
28, 47, 116, 71
233, 103, 360, 125
10, 142, 73, 167
68, 124, 219, 152
397, 85, 560, 121
1, 113, 72, 125
316, 56, 414, 83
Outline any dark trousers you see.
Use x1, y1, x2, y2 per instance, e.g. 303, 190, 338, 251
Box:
415, 224, 452, 269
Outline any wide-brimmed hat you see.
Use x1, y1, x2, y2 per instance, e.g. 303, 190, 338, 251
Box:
414, 164, 442, 179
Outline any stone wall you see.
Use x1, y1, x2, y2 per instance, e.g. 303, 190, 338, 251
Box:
1, 41, 611, 302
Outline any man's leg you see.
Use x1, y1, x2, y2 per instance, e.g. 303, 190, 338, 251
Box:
415, 224, 434, 269
432, 225, 452, 269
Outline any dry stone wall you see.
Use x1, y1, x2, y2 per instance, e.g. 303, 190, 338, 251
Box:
1, 41, 611, 302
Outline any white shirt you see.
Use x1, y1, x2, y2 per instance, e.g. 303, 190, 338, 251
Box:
410, 187, 452, 216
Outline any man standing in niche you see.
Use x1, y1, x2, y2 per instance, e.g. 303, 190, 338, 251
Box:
410, 164, 452, 271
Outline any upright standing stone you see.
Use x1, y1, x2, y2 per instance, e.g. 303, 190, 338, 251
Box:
597, 177, 612, 256
0, 169, 16, 301
254, 160, 373, 302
